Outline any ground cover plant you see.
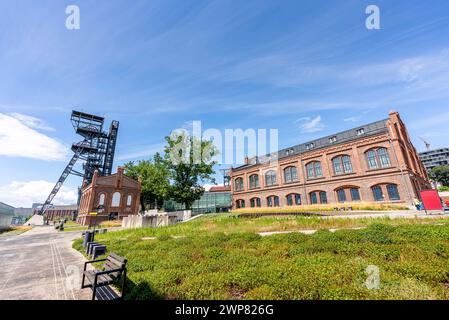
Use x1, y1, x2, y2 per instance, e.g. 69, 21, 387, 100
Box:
231, 202, 410, 215
74, 214, 449, 300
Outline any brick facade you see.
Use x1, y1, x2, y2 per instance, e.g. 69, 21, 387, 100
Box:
230, 111, 430, 209
77, 167, 141, 225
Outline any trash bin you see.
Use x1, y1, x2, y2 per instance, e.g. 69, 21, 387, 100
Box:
82, 231, 94, 248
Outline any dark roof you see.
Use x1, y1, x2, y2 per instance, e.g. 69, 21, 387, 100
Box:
233, 118, 389, 171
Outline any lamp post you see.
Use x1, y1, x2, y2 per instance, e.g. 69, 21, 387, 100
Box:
92, 204, 104, 241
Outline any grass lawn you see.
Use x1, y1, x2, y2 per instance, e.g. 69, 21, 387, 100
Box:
62, 220, 122, 232
74, 214, 449, 300
0, 226, 32, 236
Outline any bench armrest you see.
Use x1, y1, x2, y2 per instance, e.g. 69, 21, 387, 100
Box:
95, 267, 125, 276
83, 258, 108, 271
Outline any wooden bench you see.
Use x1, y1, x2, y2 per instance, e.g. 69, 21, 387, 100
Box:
81, 253, 127, 300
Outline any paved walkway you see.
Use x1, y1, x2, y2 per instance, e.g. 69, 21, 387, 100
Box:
0, 226, 91, 300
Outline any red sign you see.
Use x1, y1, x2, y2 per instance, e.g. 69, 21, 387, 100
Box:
420, 190, 443, 211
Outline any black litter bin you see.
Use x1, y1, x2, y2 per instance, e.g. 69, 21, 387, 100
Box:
82, 231, 94, 248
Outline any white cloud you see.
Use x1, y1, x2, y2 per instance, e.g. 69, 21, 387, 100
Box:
0, 180, 78, 208
295, 115, 325, 133
344, 116, 361, 122
9, 112, 55, 131
117, 142, 165, 161
0, 113, 68, 161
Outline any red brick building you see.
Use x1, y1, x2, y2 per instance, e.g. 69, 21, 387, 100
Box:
230, 111, 430, 209
77, 167, 141, 225
40, 205, 78, 221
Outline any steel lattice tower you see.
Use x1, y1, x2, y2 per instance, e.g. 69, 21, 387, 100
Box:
38, 110, 119, 215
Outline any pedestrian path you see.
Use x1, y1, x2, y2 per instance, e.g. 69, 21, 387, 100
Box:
0, 226, 91, 300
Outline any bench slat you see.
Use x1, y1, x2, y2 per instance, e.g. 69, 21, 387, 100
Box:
108, 253, 127, 264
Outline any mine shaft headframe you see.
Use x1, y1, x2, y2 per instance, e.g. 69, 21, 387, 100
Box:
38, 110, 119, 216
71, 110, 106, 138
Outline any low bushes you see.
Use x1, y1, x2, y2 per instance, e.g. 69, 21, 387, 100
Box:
231, 202, 410, 216
76, 218, 449, 300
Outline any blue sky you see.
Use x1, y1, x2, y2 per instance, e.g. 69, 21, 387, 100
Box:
1, 0, 449, 207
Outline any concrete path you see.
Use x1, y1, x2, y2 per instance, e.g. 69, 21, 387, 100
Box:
0, 226, 91, 300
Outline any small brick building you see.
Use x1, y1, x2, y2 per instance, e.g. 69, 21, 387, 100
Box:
77, 167, 141, 226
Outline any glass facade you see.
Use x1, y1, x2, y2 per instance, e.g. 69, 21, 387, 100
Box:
164, 191, 232, 214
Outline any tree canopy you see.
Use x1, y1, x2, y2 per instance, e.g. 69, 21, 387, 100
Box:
163, 132, 218, 209
124, 152, 170, 212
429, 165, 449, 187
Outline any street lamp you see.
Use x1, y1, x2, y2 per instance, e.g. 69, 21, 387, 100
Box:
92, 204, 105, 241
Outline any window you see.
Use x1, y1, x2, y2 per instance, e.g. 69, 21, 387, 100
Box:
320, 191, 328, 204
287, 194, 301, 206
234, 178, 244, 191
356, 128, 365, 136
98, 193, 105, 206
372, 186, 384, 201
249, 174, 259, 189
236, 199, 245, 208
329, 136, 337, 144
387, 184, 400, 200
366, 148, 391, 170
306, 143, 315, 150
336, 189, 347, 202
306, 161, 323, 179
126, 195, 132, 206
332, 155, 353, 175
284, 166, 298, 183
111, 192, 121, 207
310, 192, 318, 204
250, 198, 261, 208
310, 191, 327, 204
378, 148, 391, 168
267, 195, 279, 207
265, 170, 277, 186
350, 188, 361, 201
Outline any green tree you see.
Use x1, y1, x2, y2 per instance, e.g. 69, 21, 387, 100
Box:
163, 132, 217, 209
124, 152, 170, 212
429, 165, 449, 187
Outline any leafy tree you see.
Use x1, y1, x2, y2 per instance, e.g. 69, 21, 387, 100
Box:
163, 132, 217, 209
124, 152, 170, 212
429, 165, 449, 187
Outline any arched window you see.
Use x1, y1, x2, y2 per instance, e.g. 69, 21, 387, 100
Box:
235, 199, 245, 208
286, 194, 301, 206
267, 195, 279, 207
283, 166, 298, 183
350, 188, 361, 201
366, 148, 391, 169
336, 188, 347, 202
372, 185, 384, 201
265, 170, 277, 186
387, 184, 400, 200
111, 192, 121, 207
250, 197, 261, 208
306, 161, 323, 179
335, 187, 361, 202
332, 155, 353, 175
309, 191, 327, 204
126, 195, 132, 206
249, 174, 259, 189
234, 178, 244, 191
98, 193, 105, 206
